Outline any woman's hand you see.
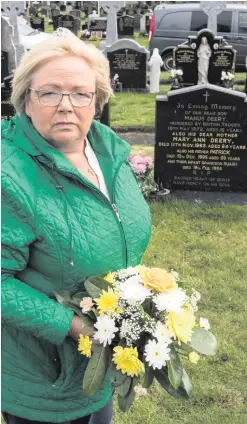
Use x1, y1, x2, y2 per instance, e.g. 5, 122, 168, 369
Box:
68, 315, 99, 348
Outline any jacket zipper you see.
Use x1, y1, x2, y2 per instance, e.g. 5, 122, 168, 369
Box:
54, 163, 128, 268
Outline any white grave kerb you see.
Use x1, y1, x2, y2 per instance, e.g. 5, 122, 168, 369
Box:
201, 1, 227, 35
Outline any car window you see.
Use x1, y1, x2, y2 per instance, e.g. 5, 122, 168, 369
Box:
238, 12, 247, 34
158, 11, 192, 31
217, 11, 232, 33
191, 11, 207, 31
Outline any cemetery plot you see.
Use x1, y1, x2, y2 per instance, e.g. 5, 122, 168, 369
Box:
155, 84, 247, 192
117, 15, 134, 36
30, 16, 45, 32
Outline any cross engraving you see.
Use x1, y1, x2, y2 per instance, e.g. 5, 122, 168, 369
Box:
203, 91, 210, 103
201, 1, 227, 34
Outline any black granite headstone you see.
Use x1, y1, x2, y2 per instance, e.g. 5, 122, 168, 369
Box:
155, 84, 247, 192
30, 16, 45, 31
117, 15, 134, 36
134, 13, 142, 31
60, 14, 77, 34
70, 9, 81, 18
174, 29, 236, 87
41, 7, 48, 16
60, 5, 66, 12
52, 13, 62, 30
88, 18, 107, 32
29, 6, 36, 16
107, 48, 147, 89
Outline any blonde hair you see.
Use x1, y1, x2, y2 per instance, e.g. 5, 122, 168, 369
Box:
11, 30, 113, 115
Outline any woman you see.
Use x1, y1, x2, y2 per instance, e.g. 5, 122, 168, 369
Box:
1, 30, 152, 424
197, 36, 212, 85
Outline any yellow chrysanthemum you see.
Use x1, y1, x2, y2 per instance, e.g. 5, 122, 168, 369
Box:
113, 346, 145, 377
189, 351, 200, 364
95, 288, 120, 316
167, 308, 196, 344
104, 272, 116, 285
78, 335, 92, 358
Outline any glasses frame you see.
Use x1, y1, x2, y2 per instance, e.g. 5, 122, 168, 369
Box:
29, 88, 96, 107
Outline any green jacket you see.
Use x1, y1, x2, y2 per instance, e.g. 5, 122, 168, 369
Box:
1, 114, 152, 422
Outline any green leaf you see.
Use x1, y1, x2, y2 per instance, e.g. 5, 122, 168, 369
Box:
154, 368, 189, 400
71, 291, 89, 306
84, 276, 110, 299
115, 376, 132, 397
117, 377, 138, 412
110, 362, 128, 387
190, 328, 217, 356
53, 291, 73, 303
83, 345, 110, 396
180, 368, 192, 397
173, 341, 193, 353
167, 345, 183, 389
143, 363, 154, 388
61, 301, 83, 317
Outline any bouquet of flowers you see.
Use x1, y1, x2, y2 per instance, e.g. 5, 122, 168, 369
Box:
170, 68, 183, 88
128, 155, 158, 198
54, 266, 216, 412
221, 70, 235, 89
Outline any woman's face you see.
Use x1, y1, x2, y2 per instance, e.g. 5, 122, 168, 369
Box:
25, 55, 96, 151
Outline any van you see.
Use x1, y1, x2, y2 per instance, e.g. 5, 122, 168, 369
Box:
149, 2, 247, 70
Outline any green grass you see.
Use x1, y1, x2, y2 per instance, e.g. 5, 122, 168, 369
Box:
112, 197, 247, 424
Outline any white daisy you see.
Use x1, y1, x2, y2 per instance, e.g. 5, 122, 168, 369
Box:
154, 322, 172, 344
144, 339, 170, 370
93, 316, 118, 347
119, 278, 151, 306
200, 317, 210, 330
153, 288, 186, 312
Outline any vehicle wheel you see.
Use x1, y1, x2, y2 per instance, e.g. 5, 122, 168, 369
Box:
162, 52, 174, 71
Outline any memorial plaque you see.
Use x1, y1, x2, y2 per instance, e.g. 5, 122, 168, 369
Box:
60, 14, 77, 34
155, 84, 247, 192
104, 39, 148, 89
174, 29, 236, 87
30, 16, 45, 31
117, 15, 134, 36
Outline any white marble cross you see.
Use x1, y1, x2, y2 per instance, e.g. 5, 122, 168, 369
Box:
201, 1, 227, 34
1, 1, 25, 67
99, 1, 124, 46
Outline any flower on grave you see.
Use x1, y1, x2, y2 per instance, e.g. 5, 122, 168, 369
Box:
153, 288, 186, 313
113, 346, 145, 377
104, 272, 116, 285
78, 335, 92, 358
144, 339, 171, 370
189, 351, 200, 364
154, 321, 173, 344
167, 308, 196, 344
93, 316, 118, 346
200, 317, 210, 330
137, 266, 178, 293
170, 68, 183, 78
95, 288, 121, 316
80, 297, 94, 313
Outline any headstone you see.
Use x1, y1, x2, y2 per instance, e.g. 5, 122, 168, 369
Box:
88, 16, 107, 33
1, 16, 16, 73
145, 13, 152, 34
1, 50, 9, 82
1, 1, 25, 67
155, 84, 247, 192
75, 1, 82, 10
70, 9, 81, 18
245, 57, 247, 95
51, 8, 60, 17
140, 14, 146, 35
60, 4, 66, 12
201, 1, 227, 34
104, 39, 149, 89
99, 1, 124, 46
60, 14, 77, 35
41, 7, 48, 17
117, 15, 134, 37
29, 6, 36, 15
134, 13, 142, 32
83, 1, 98, 17
52, 13, 62, 30
174, 29, 236, 87
30, 16, 45, 31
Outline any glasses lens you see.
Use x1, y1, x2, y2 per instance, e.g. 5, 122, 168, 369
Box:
38, 91, 61, 106
70, 93, 93, 107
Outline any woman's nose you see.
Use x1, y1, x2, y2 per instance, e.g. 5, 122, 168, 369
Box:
57, 94, 73, 112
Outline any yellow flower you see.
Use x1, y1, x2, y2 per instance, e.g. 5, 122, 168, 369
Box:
104, 272, 116, 285
136, 265, 178, 293
167, 308, 196, 344
113, 346, 145, 377
189, 351, 200, 364
78, 335, 92, 358
95, 288, 120, 316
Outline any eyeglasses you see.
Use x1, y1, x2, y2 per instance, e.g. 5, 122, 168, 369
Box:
29, 88, 95, 107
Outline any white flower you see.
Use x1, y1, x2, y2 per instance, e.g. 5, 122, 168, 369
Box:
154, 322, 172, 344
134, 384, 148, 396
80, 297, 94, 313
144, 339, 170, 370
153, 288, 186, 312
117, 267, 138, 279
200, 317, 210, 330
119, 278, 151, 305
170, 269, 179, 281
177, 69, 183, 76
93, 316, 118, 347
192, 289, 201, 301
